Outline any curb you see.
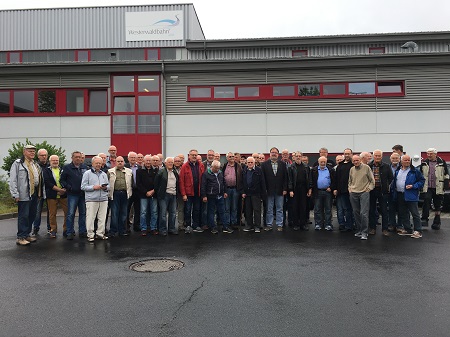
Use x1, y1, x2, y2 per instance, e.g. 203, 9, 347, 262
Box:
0, 213, 18, 220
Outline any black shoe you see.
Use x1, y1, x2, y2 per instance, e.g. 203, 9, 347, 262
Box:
79, 232, 88, 238
431, 215, 441, 230
133, 227, 140, 232
293, 226, 300, 231
32, 228, 39, 236
168, 231, 179, 235
66, 233, 74, 240
302, 225, 309, 231
339, 225, 346, 231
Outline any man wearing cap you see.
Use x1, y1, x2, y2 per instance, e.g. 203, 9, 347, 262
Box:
9, 144, 45, 246
420, 148, 449, 229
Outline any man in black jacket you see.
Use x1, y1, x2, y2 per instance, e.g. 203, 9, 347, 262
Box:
333, 148, 354, 232
261, 147, 288, 231
288, 152, 312, 231
242, 156, 266, 233
311, 156, 335, 231
136, 155, 159, 235
368, 150, 393, 236
201, 160, 233, 234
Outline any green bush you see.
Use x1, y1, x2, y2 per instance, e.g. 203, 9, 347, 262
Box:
1, 139, 66, 175
0, 175, 17, 214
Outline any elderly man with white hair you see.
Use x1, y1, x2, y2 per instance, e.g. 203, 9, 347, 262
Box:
154, 157, 179, 235
419, 148, 449, 229
81, 156, 110, 242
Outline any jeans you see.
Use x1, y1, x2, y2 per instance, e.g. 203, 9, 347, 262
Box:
266, 195, 284, 227
184, 196, 201, 227
110, 191, 128, 235
17, 194, 38, 238
336, 193, 354, 229
421, 188, 443, 220
177, 194, 185, 227
350, 192, 370, 235
66, 194, 87, 235
140, 197, 158, 231
397, 193, 422, 232
369, 189, 389, 230
207, 195, 228, 229
314, 190, 332, 226
32, 197, 50, 231
224, 187, 239, 225
158, 194, 177, 233
127, 189, 141, 231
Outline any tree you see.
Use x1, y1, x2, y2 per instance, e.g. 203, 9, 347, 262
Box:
1, 139, 66, 175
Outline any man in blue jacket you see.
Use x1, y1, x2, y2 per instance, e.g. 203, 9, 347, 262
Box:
392, 155, 425, 239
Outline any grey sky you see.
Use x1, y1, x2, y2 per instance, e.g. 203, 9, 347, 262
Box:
1, 0, 449, 39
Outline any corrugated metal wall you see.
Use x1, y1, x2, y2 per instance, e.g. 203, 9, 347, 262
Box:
0, 73, 110, 88
188, 42, 450, 60
0, 4, 204, 51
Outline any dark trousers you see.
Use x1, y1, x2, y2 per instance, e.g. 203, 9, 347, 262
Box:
245, 195, 262, 229
292, 186, 308, 227
369, 189, 389, 230
127, 189, 141, 231
421, 188, 443, 220
185, 196, 201, 228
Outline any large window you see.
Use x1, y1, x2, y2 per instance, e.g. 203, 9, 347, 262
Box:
7, 52, 22, 63
38, 90, 56, 113
0, 92, 10, 113
187, 80, 405, 101
75, 50, 91, 62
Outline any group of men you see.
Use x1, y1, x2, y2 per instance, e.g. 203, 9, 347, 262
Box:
9, 143, 448, 245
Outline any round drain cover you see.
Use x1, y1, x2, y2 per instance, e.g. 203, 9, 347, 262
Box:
129, 259, 184, 273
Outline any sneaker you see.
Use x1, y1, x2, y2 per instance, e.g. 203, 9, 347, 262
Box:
87, 237, 95, 242
382, 230, 390, 237
193, 227, 204, 233
314, 225, 321, 230
49, 231, 56, 238
368, 228, 376, 235
96, 235, 108, 240
397, 229, 412, 236
223, 228, 234, 234
360, 234, 368, 240
185, 226, 193, 234
211, 227, 219, 234
66, 233, 74, 240
160, 231, 168, 236
411, 231, 422, 239
16, 238, 30, 246
25, 236, 37, 243
325, 225, 333, 231
255, 227, 261, 233
264, 226, 273, 231
354, 232, 362, 237
277, 226, 283, 232
243, 227, 254, 232
141, 231, 147, 236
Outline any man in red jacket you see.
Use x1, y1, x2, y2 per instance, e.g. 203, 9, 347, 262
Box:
179, 149, 205, 234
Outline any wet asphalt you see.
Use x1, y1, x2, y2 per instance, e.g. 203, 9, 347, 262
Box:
1, 215, 450, 337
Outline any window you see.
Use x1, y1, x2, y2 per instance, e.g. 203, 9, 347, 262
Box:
298, 84, 320, 97
7, 52, 22, 63
145, 49, 160, 60
114, 76, 135, 92
349, 82, 375, 96
138, 115, 160, 134
75, 50, 90, 62
113, 115, 135, 134
292, 50, 308, 57
137, 75, 159, 92
138, 96, 159, 112
89, 91, 107, 112
323, 84, 346, 96
66, 90, 85, 112
377, 81, 403, 94
189, 87, 212, 99
369, 47, 385, 54
214, 86, 235, 99
114, 97, 135, 112
14, 91, 34, 113
273, 86, 295, 97
0, 92, 10, 113
238, 87, 259, 97
38, 90, 56, 113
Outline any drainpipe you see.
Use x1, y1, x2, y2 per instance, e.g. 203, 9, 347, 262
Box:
161, 61, 167, 158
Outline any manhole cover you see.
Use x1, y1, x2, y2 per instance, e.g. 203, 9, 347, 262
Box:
129, 259, 185, 273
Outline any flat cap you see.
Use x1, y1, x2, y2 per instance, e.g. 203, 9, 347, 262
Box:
24, 144, 37, 150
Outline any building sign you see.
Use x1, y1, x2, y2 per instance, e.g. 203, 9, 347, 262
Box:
125, 11, 184, 41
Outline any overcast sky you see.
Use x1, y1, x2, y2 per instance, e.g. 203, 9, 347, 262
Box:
1, 0, 449, 39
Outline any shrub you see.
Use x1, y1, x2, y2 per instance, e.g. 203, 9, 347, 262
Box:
1, 139, 66, 175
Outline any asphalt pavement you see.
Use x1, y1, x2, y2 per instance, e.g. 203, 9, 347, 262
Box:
1, 214, 450, 337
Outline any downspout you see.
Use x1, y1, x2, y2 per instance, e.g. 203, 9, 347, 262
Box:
161, 61, 167, 157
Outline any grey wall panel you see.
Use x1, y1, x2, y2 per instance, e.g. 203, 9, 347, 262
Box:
0, 73, 110, 88
0, 4, 204, 51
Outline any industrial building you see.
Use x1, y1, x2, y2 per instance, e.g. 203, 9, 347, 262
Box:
1, 3, 450, 170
